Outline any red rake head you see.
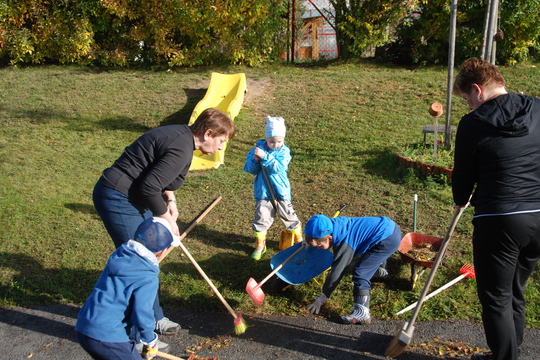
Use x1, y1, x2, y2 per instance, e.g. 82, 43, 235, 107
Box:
460, 264, 476, 278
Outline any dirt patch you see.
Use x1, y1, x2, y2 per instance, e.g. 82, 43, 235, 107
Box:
190, 76, 277, 116
243, 77, 277, 114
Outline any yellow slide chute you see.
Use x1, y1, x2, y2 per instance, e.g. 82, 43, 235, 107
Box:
188, 72, 247, 171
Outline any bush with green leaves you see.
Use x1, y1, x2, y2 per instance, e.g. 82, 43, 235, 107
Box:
378, 0, 540, 65
0, 0, 288, 67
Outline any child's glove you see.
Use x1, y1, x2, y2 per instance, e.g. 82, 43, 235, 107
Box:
307, 292, 329, 314
141, 335, 159, 359
171, 233, 181, 247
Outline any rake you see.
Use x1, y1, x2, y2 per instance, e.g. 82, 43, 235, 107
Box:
395, 263, 475, 316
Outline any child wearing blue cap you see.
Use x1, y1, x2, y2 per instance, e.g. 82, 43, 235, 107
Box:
244, 116, 302, 260
75, 217, 180, 359
304, 214, 401, 324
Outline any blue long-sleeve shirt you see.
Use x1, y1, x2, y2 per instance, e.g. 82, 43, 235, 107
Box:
322, 216, 396, 297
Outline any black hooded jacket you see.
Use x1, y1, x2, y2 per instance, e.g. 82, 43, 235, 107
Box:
452, 93, 540, 216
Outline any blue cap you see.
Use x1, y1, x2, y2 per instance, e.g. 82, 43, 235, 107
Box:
304, 214, 333, 238
134, 217, 174, 252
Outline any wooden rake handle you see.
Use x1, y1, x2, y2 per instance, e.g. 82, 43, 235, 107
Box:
260, 166, 279, 210
177, 239, 239, 320
159, 196, 222, 263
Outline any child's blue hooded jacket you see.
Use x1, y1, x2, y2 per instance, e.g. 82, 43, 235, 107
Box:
244, 139, 292, 201
75, 240, 159, 344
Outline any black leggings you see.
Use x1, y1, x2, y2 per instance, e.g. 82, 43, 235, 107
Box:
473, 213, 540, 360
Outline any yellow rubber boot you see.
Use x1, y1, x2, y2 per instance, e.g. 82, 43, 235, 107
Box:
251, 231, 267, 260
279, 230, 294, 251
291, 224, 303, 244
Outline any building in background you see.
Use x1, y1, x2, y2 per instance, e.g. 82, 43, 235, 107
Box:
297, 0, 338, 60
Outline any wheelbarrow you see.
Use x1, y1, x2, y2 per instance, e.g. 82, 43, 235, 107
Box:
398, 232, 444, 289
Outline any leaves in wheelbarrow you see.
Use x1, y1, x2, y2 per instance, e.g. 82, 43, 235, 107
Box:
408, 242, 437, 262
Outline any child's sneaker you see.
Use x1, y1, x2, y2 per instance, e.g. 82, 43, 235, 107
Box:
340, 304, 371, 325
155, 317, 181, 334
251, 245, 267, 260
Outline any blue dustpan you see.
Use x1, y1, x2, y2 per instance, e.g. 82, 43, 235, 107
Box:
270, 242, 333, 285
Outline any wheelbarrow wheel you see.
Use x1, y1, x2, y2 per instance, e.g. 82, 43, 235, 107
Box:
268, 276, 290, 293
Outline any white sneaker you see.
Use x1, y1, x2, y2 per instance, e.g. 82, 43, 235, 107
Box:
340, 304, 371, 325
155, 317, 181, 334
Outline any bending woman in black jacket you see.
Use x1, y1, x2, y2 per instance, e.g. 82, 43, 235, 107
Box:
92, 108, 234, 347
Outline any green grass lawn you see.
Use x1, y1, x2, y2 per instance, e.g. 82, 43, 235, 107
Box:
1, 60, 539, 328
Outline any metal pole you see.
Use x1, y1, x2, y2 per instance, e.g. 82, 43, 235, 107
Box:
490, 0, 500, 63
444, 0, 457, 150
480, 0, 492, 59
291, 0, 296, 63
484, 0, 499, 63
287, 0, 291, 62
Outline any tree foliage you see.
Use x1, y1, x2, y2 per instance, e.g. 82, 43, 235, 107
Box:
0, 0, 287, 66
329, 0, 417, 59
2, 0, 540, 66
378, 0, 540, 65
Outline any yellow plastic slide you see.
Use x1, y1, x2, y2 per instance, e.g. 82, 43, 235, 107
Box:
188, 72, 247, 171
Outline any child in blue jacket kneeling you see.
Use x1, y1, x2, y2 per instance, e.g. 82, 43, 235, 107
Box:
304, 214, 401, 324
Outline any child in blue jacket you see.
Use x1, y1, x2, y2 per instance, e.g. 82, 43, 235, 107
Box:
304, 214, 401, 324
75, 217, 179, 359
244, 116, 302, 260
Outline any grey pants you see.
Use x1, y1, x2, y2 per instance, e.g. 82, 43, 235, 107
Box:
252, 199, 300, 233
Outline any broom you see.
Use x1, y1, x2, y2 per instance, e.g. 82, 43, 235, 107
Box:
159, 196, 222, 262
385, 204, 468, 357
159, 196, 247, 334
176, 239, 247, 334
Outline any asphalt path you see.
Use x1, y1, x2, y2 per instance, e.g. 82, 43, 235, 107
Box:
2, 304, 540, 360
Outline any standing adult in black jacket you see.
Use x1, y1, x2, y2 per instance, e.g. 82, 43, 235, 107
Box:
92, 108, 234, 348
452, 58, 540, 360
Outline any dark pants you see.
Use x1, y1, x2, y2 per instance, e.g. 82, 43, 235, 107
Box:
473, 213, 540, 360
352, 224, 402, 293
76, 331, 140, 360
92, 179, 165, 336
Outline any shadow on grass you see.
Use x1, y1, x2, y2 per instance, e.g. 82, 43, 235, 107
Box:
6, 85, 206, 133
358, 149, 411, 184
64, 203, 99, 216
160, 88, 207, 126
0, 252, 101, 307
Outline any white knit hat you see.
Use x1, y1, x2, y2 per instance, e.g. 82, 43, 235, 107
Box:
265, 116, 286, 138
